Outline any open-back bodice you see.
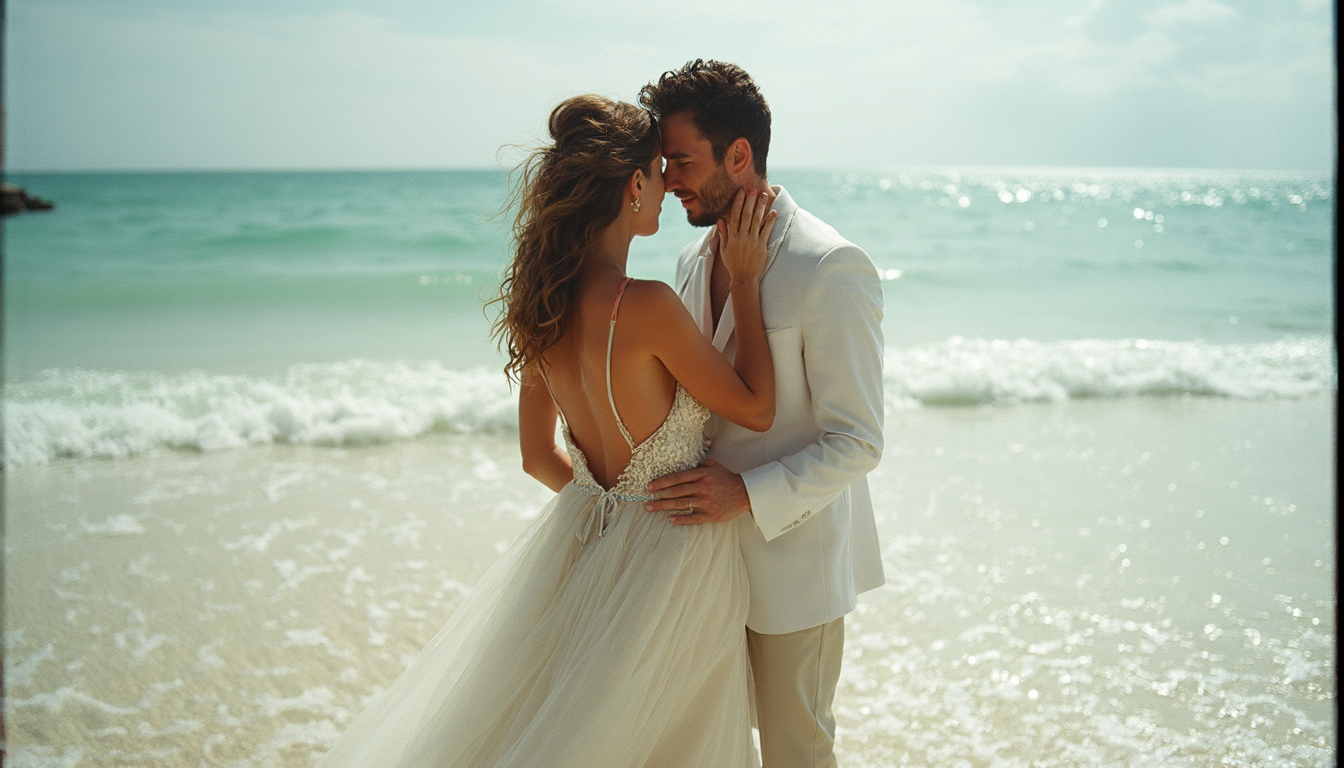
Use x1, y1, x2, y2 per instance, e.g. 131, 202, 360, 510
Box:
541, 278, 710, 543
560, 383, 709, 500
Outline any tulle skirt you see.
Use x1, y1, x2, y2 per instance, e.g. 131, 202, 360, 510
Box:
316, 481, 757, 768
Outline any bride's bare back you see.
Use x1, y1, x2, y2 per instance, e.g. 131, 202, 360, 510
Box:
540, 275, 681, 489
518, 188, 778, 495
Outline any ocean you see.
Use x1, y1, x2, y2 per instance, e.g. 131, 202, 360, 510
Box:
2, 168, 1335, 766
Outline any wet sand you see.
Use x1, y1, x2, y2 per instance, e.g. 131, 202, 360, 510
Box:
4, 395, 1335, 766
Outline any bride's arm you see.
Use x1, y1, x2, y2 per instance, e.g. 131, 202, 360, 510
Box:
718, 189, 777, 430
518, 364, 573, 492
635, 190, 777, 432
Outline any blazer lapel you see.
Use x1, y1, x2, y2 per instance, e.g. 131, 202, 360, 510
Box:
760, 185, 797, 278
677, 234, 715, 341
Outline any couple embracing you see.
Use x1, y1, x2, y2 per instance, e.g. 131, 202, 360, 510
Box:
318, 60, 885, 768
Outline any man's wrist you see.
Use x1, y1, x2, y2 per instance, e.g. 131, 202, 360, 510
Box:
733, 472, 752, 516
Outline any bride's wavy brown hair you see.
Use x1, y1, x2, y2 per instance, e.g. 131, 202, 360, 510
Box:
490, 95, 660, 383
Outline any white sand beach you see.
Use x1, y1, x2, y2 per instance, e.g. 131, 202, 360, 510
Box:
4, 394, 1334, 766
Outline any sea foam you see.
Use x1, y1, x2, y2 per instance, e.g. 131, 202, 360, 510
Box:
884, 336, 1335, 407
3, 338, 1334, 466
3, 360, 515, 466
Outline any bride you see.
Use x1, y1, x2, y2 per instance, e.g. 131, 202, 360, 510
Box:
316, 94, 778, 767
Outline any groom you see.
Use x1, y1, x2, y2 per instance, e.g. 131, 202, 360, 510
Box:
641, 60, 885, 768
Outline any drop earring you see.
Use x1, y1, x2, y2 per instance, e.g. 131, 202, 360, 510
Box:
632, 198, 642, 212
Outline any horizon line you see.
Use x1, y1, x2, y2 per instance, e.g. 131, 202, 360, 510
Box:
4, 163, 1334, 176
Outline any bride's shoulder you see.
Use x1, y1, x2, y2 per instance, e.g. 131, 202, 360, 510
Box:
617, 279, 689, 335
620, 278, 681, 310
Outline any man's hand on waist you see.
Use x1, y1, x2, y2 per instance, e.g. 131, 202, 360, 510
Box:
645, 459, 751, 525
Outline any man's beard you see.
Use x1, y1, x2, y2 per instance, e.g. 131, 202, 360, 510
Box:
684, 164, 738, 227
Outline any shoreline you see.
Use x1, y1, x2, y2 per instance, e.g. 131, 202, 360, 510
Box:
3, 336, 1334, 469
4, 395, 1335, 766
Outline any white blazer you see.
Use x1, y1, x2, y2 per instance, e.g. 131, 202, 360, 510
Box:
675, 186, 886, 635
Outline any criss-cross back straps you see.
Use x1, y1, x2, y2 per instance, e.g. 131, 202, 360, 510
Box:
606, 277, 636, 449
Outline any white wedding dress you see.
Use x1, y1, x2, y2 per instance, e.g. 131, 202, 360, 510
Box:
317, 279, 757, 768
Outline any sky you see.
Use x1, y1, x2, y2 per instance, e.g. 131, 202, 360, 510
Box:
3, 0, 1337, 172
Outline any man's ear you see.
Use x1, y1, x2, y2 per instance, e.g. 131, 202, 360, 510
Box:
727, 138, 753, 178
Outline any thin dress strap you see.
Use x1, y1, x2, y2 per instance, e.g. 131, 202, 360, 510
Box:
606, 277, 636, 449
535, 364, 566, 426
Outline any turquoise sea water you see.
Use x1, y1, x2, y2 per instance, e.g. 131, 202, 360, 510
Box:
2, 168, 1333, 463
5, 169, 1333, 358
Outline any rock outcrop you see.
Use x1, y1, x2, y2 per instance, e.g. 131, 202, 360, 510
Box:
2, 182, 55, 215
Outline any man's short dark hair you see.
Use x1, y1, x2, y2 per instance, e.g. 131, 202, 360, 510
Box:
639, 59, 771, 178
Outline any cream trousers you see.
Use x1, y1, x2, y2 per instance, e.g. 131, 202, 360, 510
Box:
747, 616, 845, 768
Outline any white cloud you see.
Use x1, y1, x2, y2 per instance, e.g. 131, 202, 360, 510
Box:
5, 0, 1334, 170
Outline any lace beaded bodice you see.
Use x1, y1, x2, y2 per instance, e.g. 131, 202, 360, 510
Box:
561, 383, 710, 502
541, 277, 711, 544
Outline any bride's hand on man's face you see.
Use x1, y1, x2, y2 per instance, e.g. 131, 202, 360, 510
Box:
716, 189, 777, 285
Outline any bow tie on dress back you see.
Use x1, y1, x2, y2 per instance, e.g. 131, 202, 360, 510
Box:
579, 491, 620, 545
576, 486, 658, 546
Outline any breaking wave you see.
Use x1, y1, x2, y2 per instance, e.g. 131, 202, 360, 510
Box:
4, 337, 1333, 466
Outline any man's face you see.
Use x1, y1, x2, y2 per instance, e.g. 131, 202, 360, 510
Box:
660, 111, 739, 228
